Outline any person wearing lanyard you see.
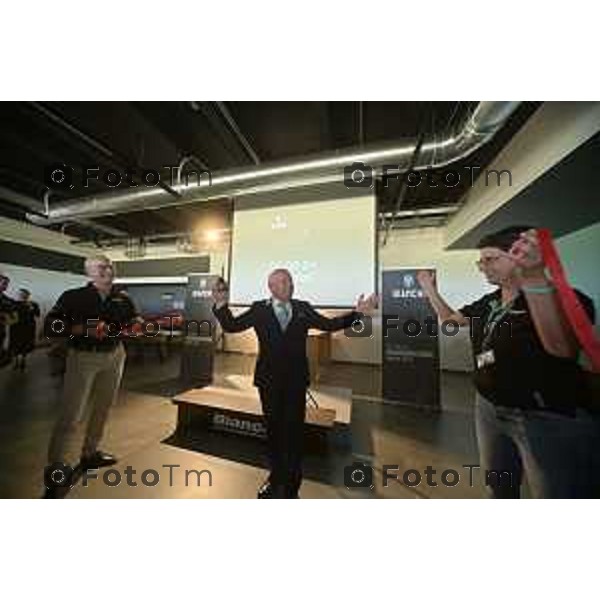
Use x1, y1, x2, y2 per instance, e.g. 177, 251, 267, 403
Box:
43, 255, 140, 497
417, 226, 598, 498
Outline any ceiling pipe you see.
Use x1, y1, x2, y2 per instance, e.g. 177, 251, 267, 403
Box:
0, 185, 128, 238
27, 101, 521, 225
380, 206, 459, 219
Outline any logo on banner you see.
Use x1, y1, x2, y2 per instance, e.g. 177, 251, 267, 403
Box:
390, 273, 424, 299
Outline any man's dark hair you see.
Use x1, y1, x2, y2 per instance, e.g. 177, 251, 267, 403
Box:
476, 226, 534, 252
19, 288, 31, 297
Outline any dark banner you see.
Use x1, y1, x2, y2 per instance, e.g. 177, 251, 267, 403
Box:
179, 274, 221, 387
382, 269, 440, 407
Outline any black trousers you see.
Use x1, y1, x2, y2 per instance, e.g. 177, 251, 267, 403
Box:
0, 325, 10, 367
258, 383, 307, 497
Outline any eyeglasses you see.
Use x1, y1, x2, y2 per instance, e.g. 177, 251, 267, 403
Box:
475, 255, 503, 268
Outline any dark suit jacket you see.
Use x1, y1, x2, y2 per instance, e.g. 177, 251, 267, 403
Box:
213, 299, 359, 389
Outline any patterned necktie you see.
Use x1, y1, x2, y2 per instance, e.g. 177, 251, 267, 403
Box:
275, 301, 291, 331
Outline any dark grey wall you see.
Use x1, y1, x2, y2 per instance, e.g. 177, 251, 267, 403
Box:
448, 132, 600, 249
123, 284, 187, 315
0, 240, 85, 273
114, 255, 210, 278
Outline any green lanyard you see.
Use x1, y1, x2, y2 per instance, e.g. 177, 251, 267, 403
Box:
481, 296, 518, 350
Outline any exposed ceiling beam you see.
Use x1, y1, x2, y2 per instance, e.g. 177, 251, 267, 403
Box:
214, 101, 261, 165
28, 101, 181, 200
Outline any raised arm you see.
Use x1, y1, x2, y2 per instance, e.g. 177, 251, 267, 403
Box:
302, 303, 360, 332
213, 303, 256, 333
211, 278, 255, 333
302, 293, 378, 332
509, 229, 587, 359
416, 271, 469, 326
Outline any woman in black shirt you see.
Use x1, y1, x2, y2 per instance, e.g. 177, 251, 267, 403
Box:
10, 288, 41, 371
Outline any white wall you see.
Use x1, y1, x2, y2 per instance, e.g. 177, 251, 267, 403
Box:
0, 216, 92, 344
104, 241, 229, 279
555, 221, 600, 331
223, 226, 489, 371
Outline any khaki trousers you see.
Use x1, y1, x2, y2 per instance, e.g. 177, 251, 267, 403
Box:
48, 344, 126, 464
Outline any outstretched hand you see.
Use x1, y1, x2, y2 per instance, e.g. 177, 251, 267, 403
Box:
416, 270, 436, 292
355, 293, 378, 315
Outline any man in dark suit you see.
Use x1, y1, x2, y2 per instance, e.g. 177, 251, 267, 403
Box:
212, 268, 377, 499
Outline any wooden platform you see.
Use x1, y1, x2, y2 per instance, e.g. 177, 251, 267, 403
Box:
171, 383, 352, 443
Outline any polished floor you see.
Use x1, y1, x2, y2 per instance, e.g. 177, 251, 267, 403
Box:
0, 346, 487, 499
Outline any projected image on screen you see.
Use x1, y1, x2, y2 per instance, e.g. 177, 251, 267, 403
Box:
230, 195, 376, 306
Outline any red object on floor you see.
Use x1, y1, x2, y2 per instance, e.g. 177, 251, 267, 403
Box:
537, 228, 600, 372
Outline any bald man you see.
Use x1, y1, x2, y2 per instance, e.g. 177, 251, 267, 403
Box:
43, 256, 139, 496
213, 269, 377, 499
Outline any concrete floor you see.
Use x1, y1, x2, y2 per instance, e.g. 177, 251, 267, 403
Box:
0, 347, 487, 499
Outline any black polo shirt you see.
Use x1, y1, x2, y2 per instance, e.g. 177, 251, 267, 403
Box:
0, 292, 17, 315
459, 288, 596, 414
45, 283, 139, 350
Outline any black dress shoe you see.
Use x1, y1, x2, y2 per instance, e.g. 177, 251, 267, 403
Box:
42, 487, 60, 499
80, 450, 117, 469
257, 481, 275, 499
42, 484, 72, 499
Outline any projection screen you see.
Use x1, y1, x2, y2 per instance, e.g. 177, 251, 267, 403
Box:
229, 193, 376, 307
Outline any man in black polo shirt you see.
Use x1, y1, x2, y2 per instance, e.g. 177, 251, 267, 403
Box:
44, 255, 139, 489
418, 226, 598, 498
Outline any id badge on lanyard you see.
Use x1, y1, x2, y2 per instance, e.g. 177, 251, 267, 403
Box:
475, 298, 515, 370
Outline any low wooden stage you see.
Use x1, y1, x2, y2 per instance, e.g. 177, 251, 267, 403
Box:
172, 382, 352, 447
